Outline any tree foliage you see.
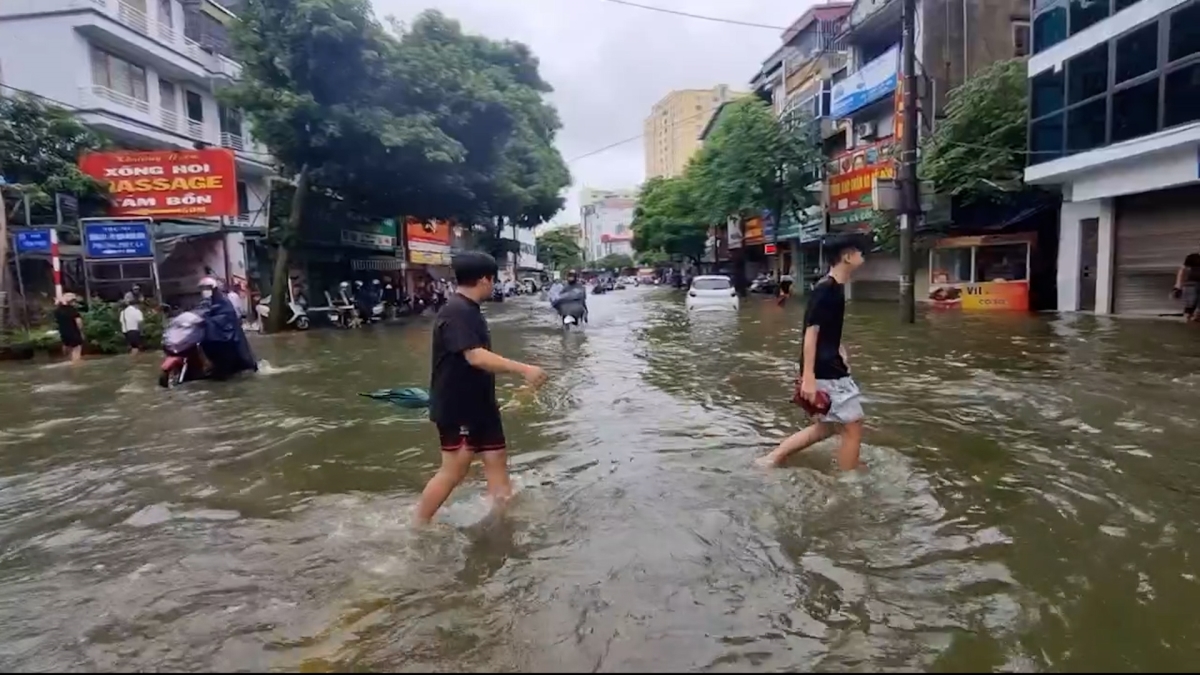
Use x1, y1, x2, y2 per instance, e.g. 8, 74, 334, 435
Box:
631, 175, 706, 262
536, 227, 582, 270
0, 93, 109, 215
594, 253, 634, 271
225, 0, 570, 328
631, 98, 821, 263
920, 59, 1029, 205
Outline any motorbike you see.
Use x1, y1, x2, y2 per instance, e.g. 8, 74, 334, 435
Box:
551, 285, 588, 330
158, 309, 209, 388
256, 278, 311, 331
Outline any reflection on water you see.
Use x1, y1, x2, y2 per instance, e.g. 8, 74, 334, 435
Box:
2, 289, 1200, 671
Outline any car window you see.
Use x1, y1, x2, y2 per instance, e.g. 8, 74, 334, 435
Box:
693, 278, 731, 290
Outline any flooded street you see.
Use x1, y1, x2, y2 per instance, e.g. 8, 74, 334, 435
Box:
3, 287, 1200, 672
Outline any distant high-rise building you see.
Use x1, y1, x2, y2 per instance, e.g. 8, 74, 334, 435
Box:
643, 85, 747, 179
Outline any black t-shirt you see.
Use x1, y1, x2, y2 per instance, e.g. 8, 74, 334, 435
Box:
429, 293, 498, 426
54, 304, 82, 343
1184, 253, 1200, 283
803, 276, 849, 380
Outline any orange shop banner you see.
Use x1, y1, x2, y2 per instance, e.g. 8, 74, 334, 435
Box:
828, 162, 895, 212
79, 148, 238, 218
743, 216, 764, 245
404, 217, 452, 248
928, 281, 1029, 311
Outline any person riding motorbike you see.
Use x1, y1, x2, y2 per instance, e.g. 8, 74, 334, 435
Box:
551, 271, 589, 325
354, 279, 376, 324
198, 277, 258, 380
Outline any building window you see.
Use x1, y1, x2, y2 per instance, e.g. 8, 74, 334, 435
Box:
236, 181, 249, 216
1067, 43, 1108, 104
185, 90, 204, 122
1029, 114, 1065, 164
1066, 97, 1107, 153
1031, 69, 1065, 117
1115, 22, 1158, 84
1069, 0, 1108, 36
89, 47, 148, 101
1033, 5, 1067, 53
1165, 61, 1200, 127
1168, 1, 1200, 63
1014, 21, 1031, 57
1112, 78, 1159, 141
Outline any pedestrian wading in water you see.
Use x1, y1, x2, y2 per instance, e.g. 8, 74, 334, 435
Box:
415, 252, 548, 525
759, 234, 870, 471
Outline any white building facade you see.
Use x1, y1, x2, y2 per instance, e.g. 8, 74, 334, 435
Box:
0, 0, 275, 295
580, 194, 635, 263
1026, 0, 1200, 316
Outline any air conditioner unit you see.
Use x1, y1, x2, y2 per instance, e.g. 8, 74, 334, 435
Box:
855, 121, 878, 140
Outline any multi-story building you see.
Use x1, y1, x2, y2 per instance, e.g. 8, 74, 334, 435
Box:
0, 0, 276, 296
1026, 0, 1200, 317
816, 0, 1030, 300
579, 190, 636, 262
579, 187, 637, 262
643, 86, 746, 179
746, 3, 853, 285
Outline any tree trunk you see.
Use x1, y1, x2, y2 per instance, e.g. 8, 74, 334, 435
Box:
265, 164, 308, 334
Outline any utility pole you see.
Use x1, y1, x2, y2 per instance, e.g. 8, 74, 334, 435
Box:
898, 0, 920, 323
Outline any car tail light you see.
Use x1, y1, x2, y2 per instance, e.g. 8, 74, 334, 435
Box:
688, 291, 697, 297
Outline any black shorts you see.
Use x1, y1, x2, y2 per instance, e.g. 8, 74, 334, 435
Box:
125, 330, 143, 349
436, 417, 507, 453
60, 331, 83, 348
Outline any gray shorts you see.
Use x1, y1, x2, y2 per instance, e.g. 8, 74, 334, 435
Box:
1183, 283, 1199, 312
816, 377, 865, 424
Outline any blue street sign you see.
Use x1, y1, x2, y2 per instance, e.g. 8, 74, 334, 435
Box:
83, 221, 153, 259
14, 229, 52, 254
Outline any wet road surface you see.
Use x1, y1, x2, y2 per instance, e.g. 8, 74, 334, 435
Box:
2, 287, 1200, 672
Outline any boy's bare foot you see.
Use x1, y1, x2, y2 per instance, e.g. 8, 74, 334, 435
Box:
755, 455, 779, 468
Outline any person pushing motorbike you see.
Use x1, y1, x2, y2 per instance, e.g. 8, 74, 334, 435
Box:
551, 270, 588, 327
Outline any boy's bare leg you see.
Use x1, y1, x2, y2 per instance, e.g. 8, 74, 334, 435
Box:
836, 420, 865, 471
414, 448, 473, 525
757, 421, 836, 467
479, 449, 513, 515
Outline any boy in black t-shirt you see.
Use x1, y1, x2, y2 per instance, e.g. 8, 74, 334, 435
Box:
414, 252, 547, 525
758, 234, 868, 471
53, 293, 85, 363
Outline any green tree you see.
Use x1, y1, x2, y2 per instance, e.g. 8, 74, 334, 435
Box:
688, 98, 822, 227
394, 12, 570, 248
920, 59, 1029, 205
536, 227, 582, 270
631, 175, 708, 263
594, 253, 634, 270
636, 249, 671, 267
0, 93, 109, 219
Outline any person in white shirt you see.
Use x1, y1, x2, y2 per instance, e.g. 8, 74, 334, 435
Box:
119, 299, 145, 355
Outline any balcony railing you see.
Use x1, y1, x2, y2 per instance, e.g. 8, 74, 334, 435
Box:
160, 108, 180, 132
220, 132, 245, 151
186, 118, 208, 142
87, 85, 151, 114
115, 0, 148, 36
81, 0, 241, 79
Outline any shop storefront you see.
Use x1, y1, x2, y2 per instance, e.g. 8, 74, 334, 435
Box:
404, 217, 453, 291
1111, 185, 1200, 317
927, 233, 1033, 311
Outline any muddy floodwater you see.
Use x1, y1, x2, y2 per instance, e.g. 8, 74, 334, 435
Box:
2, 288, 1200, 672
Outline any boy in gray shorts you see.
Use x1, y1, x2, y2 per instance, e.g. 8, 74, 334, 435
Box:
758, 234, 868, 471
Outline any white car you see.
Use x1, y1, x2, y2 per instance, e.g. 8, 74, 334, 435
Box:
686, 275, 739, 311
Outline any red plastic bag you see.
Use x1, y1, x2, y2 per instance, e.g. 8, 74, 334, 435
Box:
791, 378, 831, 416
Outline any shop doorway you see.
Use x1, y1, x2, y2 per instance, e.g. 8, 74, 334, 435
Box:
1078, 218, 1099, 313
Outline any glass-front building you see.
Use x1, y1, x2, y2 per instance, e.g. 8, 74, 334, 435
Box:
1029, 0, 1200, 163
1025, 0, 1200, 320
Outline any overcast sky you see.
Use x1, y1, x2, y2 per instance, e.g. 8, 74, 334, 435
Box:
372, 0, 809, 223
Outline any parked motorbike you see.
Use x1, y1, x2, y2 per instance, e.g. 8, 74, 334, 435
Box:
255, 278, 311, 331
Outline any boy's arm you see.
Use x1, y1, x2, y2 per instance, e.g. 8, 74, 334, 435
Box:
801, 325, 819, 380
464, 347, 534, 377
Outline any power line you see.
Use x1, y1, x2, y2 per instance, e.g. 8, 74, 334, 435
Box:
594, 0, 790, 31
